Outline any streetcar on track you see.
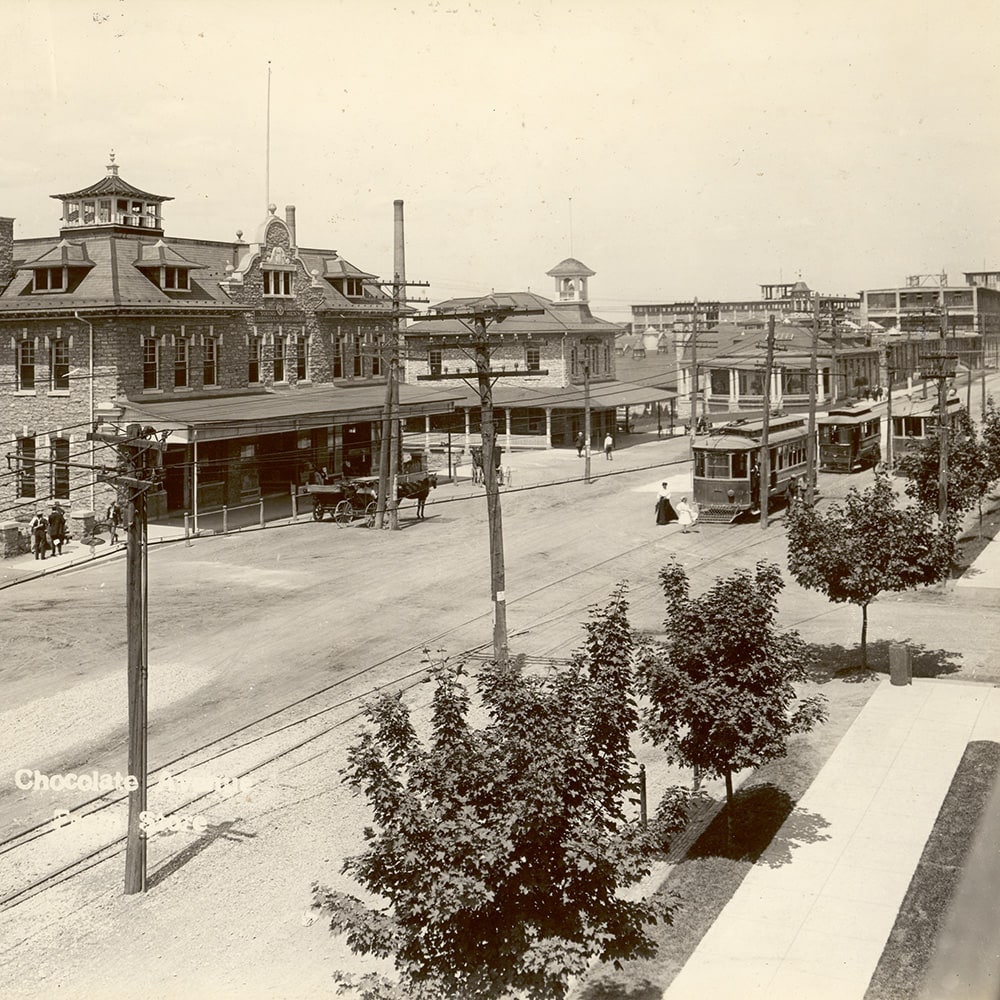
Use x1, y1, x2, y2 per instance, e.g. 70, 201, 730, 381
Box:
818, 400, 881, 472
890, 395, 963, 460
693, 413, 813, 523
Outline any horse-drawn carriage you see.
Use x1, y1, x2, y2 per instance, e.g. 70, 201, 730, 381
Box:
306, 454, 439, 526
306, 477, 379, 527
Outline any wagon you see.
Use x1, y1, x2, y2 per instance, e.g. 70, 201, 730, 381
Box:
305, 477, 379, 527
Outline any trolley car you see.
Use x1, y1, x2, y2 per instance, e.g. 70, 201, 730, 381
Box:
818, 401, 881, 472
890, 395, 963, 459
693, 413, 812, 523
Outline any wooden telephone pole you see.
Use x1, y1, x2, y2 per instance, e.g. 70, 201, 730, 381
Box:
416, 303, 545, 668
806, 294, 820, 505
373, 273, 429, 530
759, 315, 777, 529
920, 340, 958, 525
88, 422, 168, 894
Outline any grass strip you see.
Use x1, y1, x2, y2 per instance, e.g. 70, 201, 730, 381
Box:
579, 680, 872, 999
863, 740, 1000, 1000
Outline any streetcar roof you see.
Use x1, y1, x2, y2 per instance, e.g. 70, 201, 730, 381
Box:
823, 401, 878, 420
820, 412, 881, 426
696, 424, 809, 451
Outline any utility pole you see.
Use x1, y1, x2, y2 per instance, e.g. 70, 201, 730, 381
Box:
372, 285, 429, 530
416, 303, 545, 668
920, 342, 958, 526
886, 344, 895, 473
583, 363, 592, 485
759, 315, 776, 529
689, 297, 699, 451
87, 421, 167, 895
806, 293, 819, 504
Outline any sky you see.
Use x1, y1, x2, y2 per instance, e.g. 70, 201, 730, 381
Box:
2, 0, 999, 323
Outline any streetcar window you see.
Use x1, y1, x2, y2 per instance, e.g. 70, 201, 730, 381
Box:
706, 454, 731, 478
695, 452, 706, 477
732, 453, 748, 478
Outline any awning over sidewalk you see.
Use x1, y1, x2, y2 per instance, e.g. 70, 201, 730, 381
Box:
441, 379, 677, 411
114, 384, 463, 443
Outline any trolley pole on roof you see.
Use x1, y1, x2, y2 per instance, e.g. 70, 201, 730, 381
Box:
759, 315, 776, 529
806, 294, 819, 505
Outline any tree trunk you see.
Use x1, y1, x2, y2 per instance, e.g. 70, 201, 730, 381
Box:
724, 769, 734, 854
861, 603, 869, 669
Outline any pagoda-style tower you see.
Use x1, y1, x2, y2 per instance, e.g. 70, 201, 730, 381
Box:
50, 151, 173, 237
546, 257, 596, 303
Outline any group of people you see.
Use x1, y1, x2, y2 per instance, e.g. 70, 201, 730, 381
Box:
28, 503, 67, 560
574, 432, 617, 461
655, 481, 698, 532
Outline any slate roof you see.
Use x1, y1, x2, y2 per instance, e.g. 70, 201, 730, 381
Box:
0, 233, 390, 314
405, 291, 621, 337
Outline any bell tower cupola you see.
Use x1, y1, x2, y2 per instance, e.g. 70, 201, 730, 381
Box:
546, 257, 596, 304
50, 151, 173, 237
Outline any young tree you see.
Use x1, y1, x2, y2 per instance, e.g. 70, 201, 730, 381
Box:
898, 406, 995, 520
637, 560, 826, 851
313, 585, 685, 1000
786, 472, 953, 669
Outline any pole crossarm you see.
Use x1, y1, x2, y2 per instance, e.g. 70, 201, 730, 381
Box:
417, 369, 550, 380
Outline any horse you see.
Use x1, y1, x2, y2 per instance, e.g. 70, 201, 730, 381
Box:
399, 474, 438, 519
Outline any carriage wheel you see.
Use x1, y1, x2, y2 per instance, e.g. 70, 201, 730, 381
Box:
364, 502, 378, 528
334, 500, 353, 527
312, 502, 324, 521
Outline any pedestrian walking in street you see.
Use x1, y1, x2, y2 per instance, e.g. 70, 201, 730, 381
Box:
48, 503, 67, 555
676, 497, 699, 532
107, 500, 122, 545
30, 510, 49, 560
787, 474, 799, 506
575, 431, 585, 457
656, 481, 678, 525
604, 433, 614, 461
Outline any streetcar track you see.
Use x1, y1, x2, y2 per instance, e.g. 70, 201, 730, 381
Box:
0, 467, 876, 914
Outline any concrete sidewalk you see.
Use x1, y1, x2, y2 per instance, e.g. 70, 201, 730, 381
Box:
663, 678, 1000, 1000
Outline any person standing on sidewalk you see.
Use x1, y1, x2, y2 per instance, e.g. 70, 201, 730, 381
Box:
30, 510, 49, 560
603, 433, 614, 461
575, 431, 585, 457
107, 500, 122, 545
48, 503, 67, 555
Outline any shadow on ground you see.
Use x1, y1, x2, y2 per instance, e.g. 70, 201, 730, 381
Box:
685, 784, 830, 864
803, 638, 963, 684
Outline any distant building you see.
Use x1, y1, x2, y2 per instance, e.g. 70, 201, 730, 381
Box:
862, 272, 1000, 383
402, 259, 675, 449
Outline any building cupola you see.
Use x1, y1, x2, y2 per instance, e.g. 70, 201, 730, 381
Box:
50, 151, 173, 237
546, 257, 596, 303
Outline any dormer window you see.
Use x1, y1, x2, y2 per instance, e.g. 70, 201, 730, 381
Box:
345, 278, 364, 298
263, 269, 294, 297
162, 267, 189, 291
33, 267, 68, 293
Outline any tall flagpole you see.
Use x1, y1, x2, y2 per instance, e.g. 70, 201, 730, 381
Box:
265, 61, 271, 212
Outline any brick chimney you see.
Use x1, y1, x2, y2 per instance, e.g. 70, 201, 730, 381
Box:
284, 205, 296, 250
0, 217, 14, 285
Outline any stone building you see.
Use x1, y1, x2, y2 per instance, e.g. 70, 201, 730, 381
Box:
401, 258, 675, 450
0, 156, 457, 537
